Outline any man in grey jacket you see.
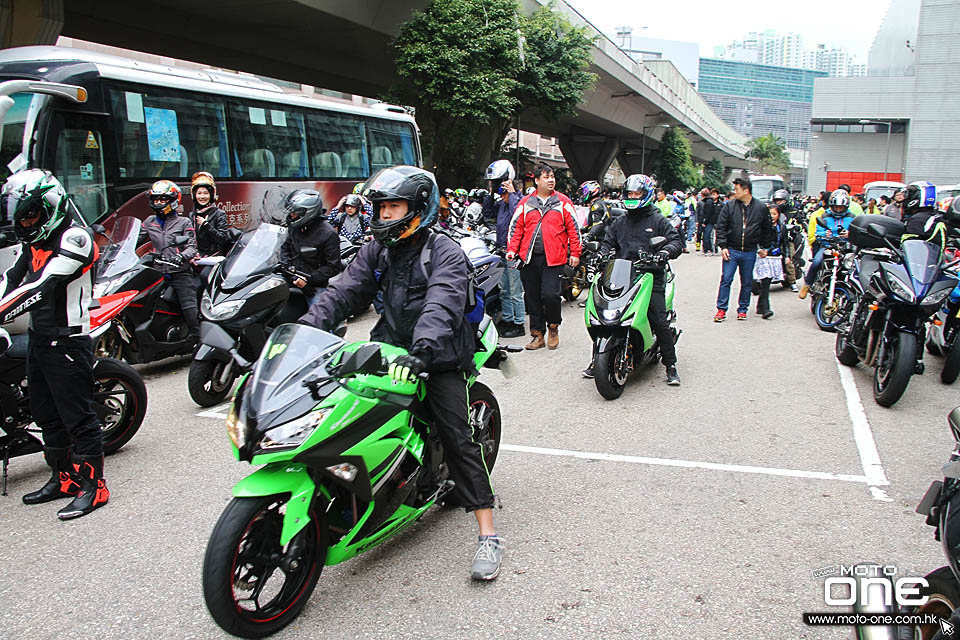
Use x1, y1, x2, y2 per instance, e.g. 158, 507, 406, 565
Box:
140, 180, 200, 341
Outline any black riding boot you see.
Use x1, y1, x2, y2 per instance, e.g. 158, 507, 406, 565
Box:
57, 454, 109, 520
22, 447, 80, 505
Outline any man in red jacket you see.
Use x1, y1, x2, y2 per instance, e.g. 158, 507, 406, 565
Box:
506, 163, 582, 350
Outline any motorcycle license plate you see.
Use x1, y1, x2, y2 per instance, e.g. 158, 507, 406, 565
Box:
916, 480, 943, 516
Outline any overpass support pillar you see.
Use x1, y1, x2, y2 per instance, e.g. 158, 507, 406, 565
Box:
0, 0, 62, 48
557, 134, 620, 184
616, 150, 646, 179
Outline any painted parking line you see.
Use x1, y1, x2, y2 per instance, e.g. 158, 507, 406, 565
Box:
196, 404, 871, 485
836, 361, 893, 502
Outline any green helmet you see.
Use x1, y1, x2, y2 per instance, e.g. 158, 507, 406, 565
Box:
1, 169, 72, 244
353, 182, 365, 195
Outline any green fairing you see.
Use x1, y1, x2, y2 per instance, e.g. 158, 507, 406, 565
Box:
472, 321, 498, 372
621, 272, 655, 347
232, 462, 316, 546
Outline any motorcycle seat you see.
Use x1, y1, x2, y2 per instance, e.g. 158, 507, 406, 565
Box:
5, 333, 28, 360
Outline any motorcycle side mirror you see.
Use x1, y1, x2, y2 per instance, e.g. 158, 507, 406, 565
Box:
949, 406, 960, 443
92, 223, 107, 236
585, 241, 599, 252
300, 246, 318, 258
337, 343, 382, 376
649, 236, 667, 251
173, 234, 192, 246
333, 322, 347, 338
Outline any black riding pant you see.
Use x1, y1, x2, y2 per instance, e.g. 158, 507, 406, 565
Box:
520, 253, 563, 333
27, 334, 102, 456
426, 371, 495, 513
648, 280, 677, 367
169, 272, 200, 338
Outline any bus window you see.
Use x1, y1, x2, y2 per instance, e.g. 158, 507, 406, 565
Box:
305, 111, 368, 178
53, 126, 108, 225
366, 120, 417, 171
107, 86, 232, 180
228, 102, 308, 179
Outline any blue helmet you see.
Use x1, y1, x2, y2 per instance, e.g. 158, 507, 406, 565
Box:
622, 174, 656, 210
904, 181, 937, 215
365, 166, 439, 245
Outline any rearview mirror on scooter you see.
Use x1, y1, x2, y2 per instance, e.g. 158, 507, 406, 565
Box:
649, 236, 667, 251
300, 246, 318, 259
174, 234, 192, 246
336, 343, 382, 376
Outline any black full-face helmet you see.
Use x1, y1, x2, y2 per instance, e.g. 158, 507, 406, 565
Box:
282, 189, 323, 230
365, 166, 439, 246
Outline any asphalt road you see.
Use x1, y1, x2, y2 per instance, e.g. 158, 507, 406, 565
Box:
1, 248, 957, 639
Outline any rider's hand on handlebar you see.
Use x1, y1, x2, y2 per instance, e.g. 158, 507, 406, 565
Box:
840, 230, 849, 238
169, 253, 187, 268
825, 230, 833, 238
389, 354, 427, 383
293, 277, 307, 288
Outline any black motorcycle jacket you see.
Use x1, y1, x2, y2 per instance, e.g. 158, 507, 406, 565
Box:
139, 212, 198, 273
191, 205, 237, 256
299, 230, 475, 373
0, 223, 96, 336
279, 218, 341, 294
716, 197, 776, 252
600, 205, 684, 262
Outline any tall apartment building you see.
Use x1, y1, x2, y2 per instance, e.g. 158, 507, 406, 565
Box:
715, 32, 862, 78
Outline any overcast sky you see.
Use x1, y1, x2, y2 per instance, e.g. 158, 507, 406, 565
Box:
567, 0, 889, 62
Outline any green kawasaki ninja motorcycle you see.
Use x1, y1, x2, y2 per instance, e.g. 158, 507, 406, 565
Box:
202, 320, 510, 638
583, 238, 680, 400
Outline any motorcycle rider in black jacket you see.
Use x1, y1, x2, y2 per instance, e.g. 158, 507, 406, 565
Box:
299, 165, 503, 582
0, 169, 108, 519
278, 189, 341, 306
582, 174, 684, 385
772, 188, 800, 291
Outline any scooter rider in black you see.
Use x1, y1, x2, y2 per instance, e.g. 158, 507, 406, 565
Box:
278, 189, 341, 306
582, 174, 684, 385
299, 165, 504, 581
0, 169, 107, 519
140, 180, 200, 342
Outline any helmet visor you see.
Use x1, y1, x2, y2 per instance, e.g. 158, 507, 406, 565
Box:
364, 167, 417, 199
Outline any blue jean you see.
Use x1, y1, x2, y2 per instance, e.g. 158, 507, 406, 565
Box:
702, 224, 715, 253
307, 286, 327, 307
716, 249, 757, 313
686, 213, 697, 242
804, 244, 826, 286
500, 265, 526, 324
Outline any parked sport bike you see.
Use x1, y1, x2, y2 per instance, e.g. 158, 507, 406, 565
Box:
201, 319, 513, 637
836, 216, 959, 407
808, 231, 856, 332
926, 245, 960, 384
189, 223, 311, 407
0, 334, 147, 495
583, 237, 680, 400
91, 216, 196, 363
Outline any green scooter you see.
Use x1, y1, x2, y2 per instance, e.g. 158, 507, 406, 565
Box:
202, 320, 511, 638
583, 238, 680, 399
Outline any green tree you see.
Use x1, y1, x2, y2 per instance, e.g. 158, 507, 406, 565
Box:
389, 0, 595, 187
745, 133, 791, 175
652, 126, 698, 192
702, 157, 727, 191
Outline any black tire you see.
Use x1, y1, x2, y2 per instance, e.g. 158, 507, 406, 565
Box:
912, 566, 960, 640
927, 337, 943, 357
203, 495, 326, 639
594, 348, 626, 400
468, 381, 502, 473
94, 358, 147, 454
834, 330, 859, 367
942, 337, 960, 384
189, 358, 237, 408
873, 330, 916, 407
813, 286, 853, 332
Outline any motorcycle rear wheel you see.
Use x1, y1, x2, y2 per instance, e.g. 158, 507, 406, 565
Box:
942, 337, 960, 384
95, 358, 148, 454
834, 330, 859, 367
203, 495, 326, 639
912, 566, 960, 640
873, 330, 916, 407
595, 347, 628, 400
189, 359, 238, 408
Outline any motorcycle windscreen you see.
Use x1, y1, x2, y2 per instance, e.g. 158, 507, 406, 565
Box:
220, 223, 287, 290
601, 259, 638, 295
98, 217, 142, 279
901, 239, 943, 288
246, 323, 343, 424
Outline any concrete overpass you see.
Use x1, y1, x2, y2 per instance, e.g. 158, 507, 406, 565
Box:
10, 0, 804, 184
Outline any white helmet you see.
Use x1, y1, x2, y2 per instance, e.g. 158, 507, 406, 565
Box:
485, 159, 516, 182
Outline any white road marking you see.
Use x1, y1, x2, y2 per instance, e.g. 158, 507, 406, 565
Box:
835, 361, 893, 501
501, 443, 871, 483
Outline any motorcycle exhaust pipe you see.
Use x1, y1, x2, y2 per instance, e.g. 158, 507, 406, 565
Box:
851, 563, 904, 640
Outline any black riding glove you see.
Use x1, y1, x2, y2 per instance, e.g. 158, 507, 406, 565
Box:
169, 253, 187, 269
389, 354, 428, 383
653, 251, 669, 265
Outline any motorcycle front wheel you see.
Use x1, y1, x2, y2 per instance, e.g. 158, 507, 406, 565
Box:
564, 265, 588, 301
94, 327, 124, 360
189, 359, 238, 407
873, 330, 916, 407
203, 495, 327, 639
594, 345, 628, 400
813, 286, 853, 332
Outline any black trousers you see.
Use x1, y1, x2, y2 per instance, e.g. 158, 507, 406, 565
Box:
520, 253, 563, 333
169, 272, 200, 338
756, 278, 772, 314
426, 371, 494, 513
27, 334, 102, 456
648, 281, 677, 367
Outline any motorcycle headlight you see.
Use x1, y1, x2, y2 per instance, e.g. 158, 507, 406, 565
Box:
249, 277, 286, 296
885, 272, 916, 303
842, 254, 856, 271
201, 294, 245, 321
225, 402, 245, 450
601, 309, 619, 321
260, 408, 330, 450
924, 287, 953, 307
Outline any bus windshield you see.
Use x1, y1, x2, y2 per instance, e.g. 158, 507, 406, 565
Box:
0, 92, 43, 181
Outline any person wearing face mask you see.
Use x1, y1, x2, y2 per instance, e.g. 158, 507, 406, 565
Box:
139, 180, 200, 341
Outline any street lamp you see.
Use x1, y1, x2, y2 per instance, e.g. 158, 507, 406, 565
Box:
859, 119, 893, 181
641, 124, 670, 175
804, 135, 818, 194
